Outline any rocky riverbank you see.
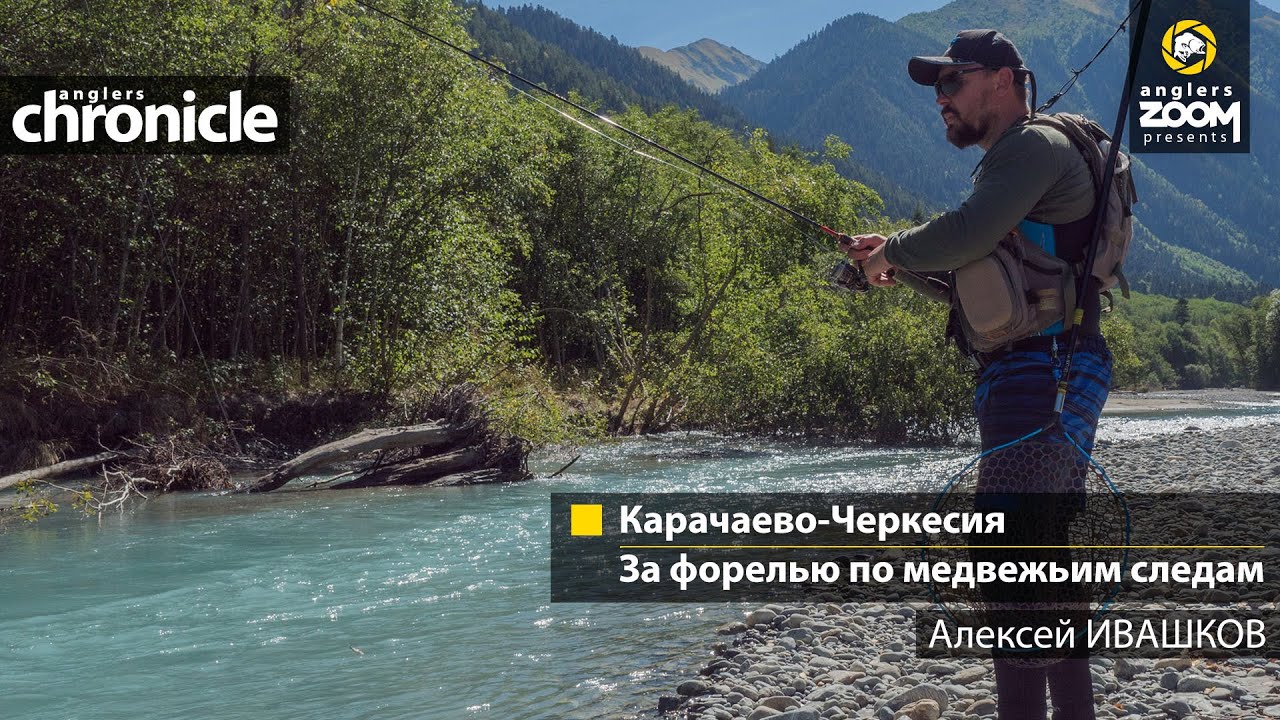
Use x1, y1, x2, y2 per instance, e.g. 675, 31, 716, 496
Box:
656, 422, 1280, 720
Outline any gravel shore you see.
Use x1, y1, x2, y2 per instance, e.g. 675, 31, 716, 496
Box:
656, 422, 1280, 720
1102, 389, 1280, 416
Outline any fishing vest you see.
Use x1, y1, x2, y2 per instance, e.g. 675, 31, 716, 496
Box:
949, 113, 1135, 354
950, 215, 1100, 354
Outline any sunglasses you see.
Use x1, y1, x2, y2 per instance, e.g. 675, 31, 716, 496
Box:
934, 66, 994, 98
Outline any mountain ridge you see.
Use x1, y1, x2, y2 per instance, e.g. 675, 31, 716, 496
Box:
463, 2, 751, 129
637, 38, 764, 93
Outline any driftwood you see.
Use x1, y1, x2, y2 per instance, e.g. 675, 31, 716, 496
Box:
329, 446, 486, 489
0, 450, 139, 492
242, 383, 531, 494
548, 454, 581, 478
243, 425, 528, 494
243, 422, 469, 493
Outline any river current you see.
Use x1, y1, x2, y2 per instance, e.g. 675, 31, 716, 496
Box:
3, 405, 1278, 719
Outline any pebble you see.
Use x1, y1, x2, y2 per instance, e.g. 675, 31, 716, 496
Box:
899, 699, 941, 720
966, 698, 997, 717
883, 684, 948, 712
951, 667, 988, 685
771, 710, 819, 720
1176, 675, 1242, 697
679, 680, 710, 696
1112, 657, 1148, 681
758, 696, 799, 712
1208, 688, 1233, 700
784, 628, 815, 644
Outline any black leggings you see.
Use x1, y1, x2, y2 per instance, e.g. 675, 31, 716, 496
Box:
994, 659, 1095, 720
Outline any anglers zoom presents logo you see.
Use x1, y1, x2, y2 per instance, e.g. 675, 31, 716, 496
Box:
1162, 20, 1217, 75
1131, 0, 1249, 154
0, 76, 290, 154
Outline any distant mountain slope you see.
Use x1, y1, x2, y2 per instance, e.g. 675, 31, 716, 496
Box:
721, 14, 982, 210
465, 3, 750, 129
638, 39, 764, 93
720, 0, 1277, 300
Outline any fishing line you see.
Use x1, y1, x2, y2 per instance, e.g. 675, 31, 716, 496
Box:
1037, 0, 1145, 113
357, 0, 1156, 655
504, 79, 709, 186
350, 0, 943, 296
506, 79, 774, 264
506, 77, 838, 257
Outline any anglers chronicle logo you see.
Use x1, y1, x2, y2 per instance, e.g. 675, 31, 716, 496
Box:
0, 76, 290, 154
1161, 20, 1217, 75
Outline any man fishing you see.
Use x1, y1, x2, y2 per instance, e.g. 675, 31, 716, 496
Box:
842, 30, 1113, 720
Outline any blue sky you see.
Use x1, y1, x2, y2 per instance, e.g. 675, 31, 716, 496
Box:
488, 0, 1280, 61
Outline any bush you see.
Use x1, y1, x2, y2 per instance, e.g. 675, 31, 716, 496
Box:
1179, 363, 1212, 390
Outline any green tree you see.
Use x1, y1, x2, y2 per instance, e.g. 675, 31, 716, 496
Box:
1174, 297, 1191, 325
1256, 291, 1280, 390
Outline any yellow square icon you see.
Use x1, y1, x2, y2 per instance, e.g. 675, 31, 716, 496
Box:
570, 504, 603, 536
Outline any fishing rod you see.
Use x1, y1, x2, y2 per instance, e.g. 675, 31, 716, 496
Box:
1053, 0, 1152, 417
349, 0, 917, 292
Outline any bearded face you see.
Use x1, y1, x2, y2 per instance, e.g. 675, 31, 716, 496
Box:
943, 106, 990, 148
934, 66, 1000, 149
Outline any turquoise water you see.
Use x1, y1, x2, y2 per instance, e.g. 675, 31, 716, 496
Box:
2, 407, 1277, 720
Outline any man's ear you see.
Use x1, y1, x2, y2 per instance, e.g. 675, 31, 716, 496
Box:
994, 67, 1016, 97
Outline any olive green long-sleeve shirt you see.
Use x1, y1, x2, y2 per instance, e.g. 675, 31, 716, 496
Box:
882, 120, 1095, 275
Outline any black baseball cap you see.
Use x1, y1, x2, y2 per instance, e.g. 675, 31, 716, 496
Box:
908, 29, 1027, 86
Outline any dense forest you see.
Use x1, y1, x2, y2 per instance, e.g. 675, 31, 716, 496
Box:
0, 0, 1276, 476
0, 0, 970, 472
1106, 291, 1280, 391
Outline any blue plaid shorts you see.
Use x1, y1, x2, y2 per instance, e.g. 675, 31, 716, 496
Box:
973, 334, 1113, 452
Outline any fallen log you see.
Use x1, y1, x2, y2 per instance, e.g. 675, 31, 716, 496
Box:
243, 421, 469, 493
0, 450, 138, 492
329, 446, 486, 489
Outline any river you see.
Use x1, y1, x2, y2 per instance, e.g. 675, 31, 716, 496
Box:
3, 405, 1278, 720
